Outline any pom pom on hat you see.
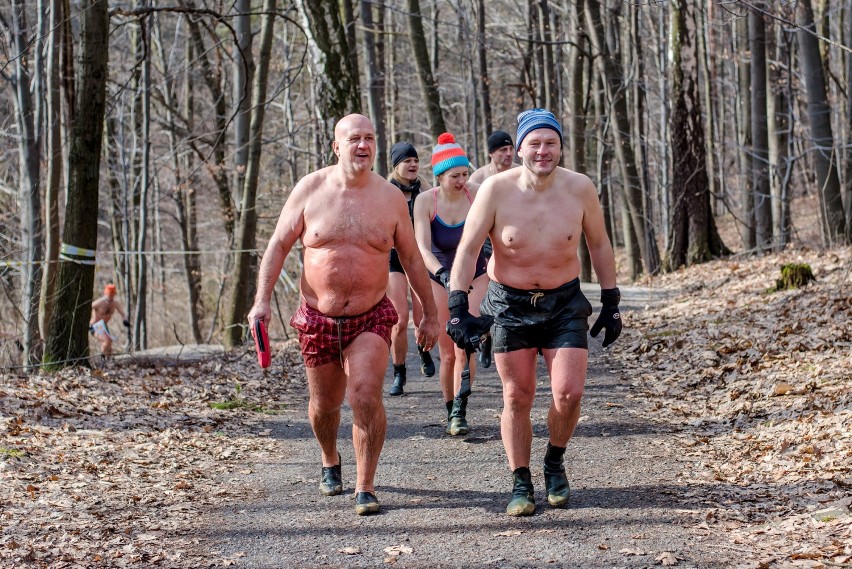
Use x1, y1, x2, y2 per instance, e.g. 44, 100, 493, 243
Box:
431, 132, 470, 177
515, 108, 563, 149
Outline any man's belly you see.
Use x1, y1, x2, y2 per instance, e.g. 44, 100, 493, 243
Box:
302, 252, 390, 316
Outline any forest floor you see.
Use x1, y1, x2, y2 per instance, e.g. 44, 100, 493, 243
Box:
0, 245, 849, 568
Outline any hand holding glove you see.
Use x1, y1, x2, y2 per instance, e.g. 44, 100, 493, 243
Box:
446, 290, 494, 354
590, 287, 622, 348
435, 267, 451, 291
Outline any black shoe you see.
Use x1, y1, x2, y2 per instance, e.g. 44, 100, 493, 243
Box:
419, 346, 435, 377
446, 396, 469, 436
354, 491, 380, 515
389, 364, 406, 396
506, 467, 535, 516
544, 443, 570, 507
319, 455, 342, 496
478, 335, 492, 368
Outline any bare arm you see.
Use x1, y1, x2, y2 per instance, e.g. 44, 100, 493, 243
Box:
449, 180, 495, 292
412, 190, 443, 275
394, 193, 440, 351
580, 178, 617, 289
248, 183, 308, 327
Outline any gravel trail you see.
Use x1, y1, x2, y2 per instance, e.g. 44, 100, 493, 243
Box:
206, 285, 729, 568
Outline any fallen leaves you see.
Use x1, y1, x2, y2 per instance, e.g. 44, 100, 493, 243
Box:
0, 340, 306, 567
622, 245, 852, 566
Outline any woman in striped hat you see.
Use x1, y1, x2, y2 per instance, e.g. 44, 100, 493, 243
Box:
413, 132, 490, 437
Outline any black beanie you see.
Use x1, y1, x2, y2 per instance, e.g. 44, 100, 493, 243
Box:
487, 130, 514, 154
391, 142, 418, 168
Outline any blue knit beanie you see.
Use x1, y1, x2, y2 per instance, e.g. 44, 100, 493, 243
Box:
515, 108, 563, 149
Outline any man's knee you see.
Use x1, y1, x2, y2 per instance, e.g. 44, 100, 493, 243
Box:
503, 381, 536, 412
552, 382, 584, 410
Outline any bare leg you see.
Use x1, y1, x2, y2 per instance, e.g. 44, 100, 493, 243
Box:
495, 348, 538, 470
306, 363, 347, 467
343, 332, 390, 493
542, 347, 588, 446
386, 272, 410, 366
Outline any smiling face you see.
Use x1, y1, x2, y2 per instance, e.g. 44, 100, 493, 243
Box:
437, 165, 470, 192
394, 156, 420, 182
332, 114, 376, 175
518, 128, 561, 176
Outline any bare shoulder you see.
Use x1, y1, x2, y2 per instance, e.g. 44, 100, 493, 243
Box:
469, 165, 488, 184
558, 167, 596, 195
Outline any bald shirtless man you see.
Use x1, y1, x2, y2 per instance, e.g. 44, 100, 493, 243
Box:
89, 283, 130, 357
447, 109, 622, 516
247, 114, 440, 516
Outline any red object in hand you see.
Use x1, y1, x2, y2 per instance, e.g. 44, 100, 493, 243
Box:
254, 320, 271, 368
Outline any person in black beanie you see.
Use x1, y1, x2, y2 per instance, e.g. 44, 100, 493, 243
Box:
386, 142, 436, 396
446, 109, 622, 517
469, 130, 518, 185
468, 130, 517, 369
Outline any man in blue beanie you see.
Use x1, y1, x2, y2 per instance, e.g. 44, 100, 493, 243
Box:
445, 108, 622, 516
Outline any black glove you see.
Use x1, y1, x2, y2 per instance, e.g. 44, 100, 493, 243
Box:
446, 290, 494, 354
88, 325, 94, 335
123, 319, 130, 328
434, 267, 451, 290
590, 287, 622, 348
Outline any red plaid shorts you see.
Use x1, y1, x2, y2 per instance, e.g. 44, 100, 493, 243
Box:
289, 296, 398, 368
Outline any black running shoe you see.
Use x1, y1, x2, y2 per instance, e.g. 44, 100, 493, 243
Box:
389, 364, 405, 396
419, 346, 436, 377
319, 455, 342, 496
354, 491, 380, 515
506, 467, 535, 516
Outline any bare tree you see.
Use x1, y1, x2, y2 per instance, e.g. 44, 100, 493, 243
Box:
665, 0, 728, 271
8, 0, 44, 368
361, 0, 388, 176
797, 0, 847, 246
406, 0, 447, 137
750, 4, 772, 248
43, 0, 109, 368
224, 0, 278, 349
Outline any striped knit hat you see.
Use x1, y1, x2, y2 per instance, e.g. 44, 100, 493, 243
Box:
431, 132, 470, 177
516, 108, 563, 149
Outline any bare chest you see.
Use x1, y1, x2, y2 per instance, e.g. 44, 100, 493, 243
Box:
495, 194, 584, 252
303, 194, 395, 251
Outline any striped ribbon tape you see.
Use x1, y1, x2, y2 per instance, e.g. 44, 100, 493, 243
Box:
58, 242, 97, 265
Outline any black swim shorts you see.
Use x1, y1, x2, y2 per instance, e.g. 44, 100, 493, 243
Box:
480, 278, 592, 352
389, 248, 405, 274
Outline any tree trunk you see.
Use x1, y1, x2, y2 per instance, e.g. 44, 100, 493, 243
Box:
585, 0, 660, 277
750, 5, 772, 248
133, 7, 152, 351
736, 13, 755, 249
665, 0, 728, 272
233, 0, 254, 219
538, 0, 557, 112
406, 0, 447, 137
797, 0, 847, 246
361, 0, 388, 176
296, 0, 362, 157
186, 11, 236, 240
224, 0, 278, 349
39, 0, 63, 342
43, 0, 109, 368
10, 0, 44, 368
477, 0, 492, 142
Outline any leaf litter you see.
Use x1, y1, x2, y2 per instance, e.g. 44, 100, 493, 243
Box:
621, 245, 851, 567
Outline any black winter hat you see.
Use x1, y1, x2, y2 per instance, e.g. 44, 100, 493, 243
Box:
391, 142, 418, 168
487, 130, 514, 154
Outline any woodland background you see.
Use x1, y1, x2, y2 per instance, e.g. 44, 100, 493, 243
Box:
1, 0, 851, 369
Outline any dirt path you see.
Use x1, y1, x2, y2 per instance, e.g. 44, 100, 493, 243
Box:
205, 286, 731, 568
